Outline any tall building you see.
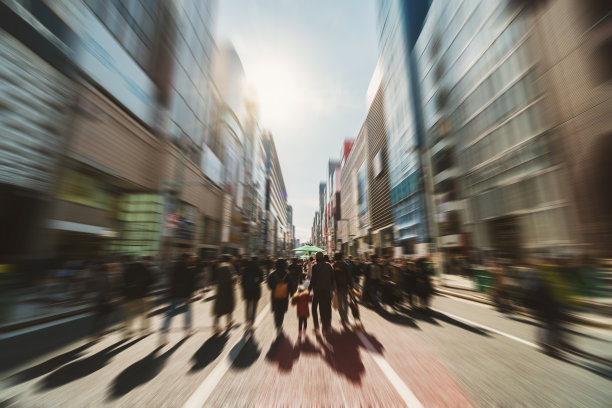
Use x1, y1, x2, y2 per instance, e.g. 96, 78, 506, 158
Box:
376, 0, 432, 254
529, 0, 612, 257
340, 125, 368, 257
210, 44, 250, 254
0, 0, 221, 264
415, 0, 575, 260
365, 76, 393, 256
326, 160, 341, 254
263, 131, 289, 256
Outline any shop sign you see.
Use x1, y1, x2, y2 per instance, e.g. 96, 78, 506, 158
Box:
441, 234, 461, 248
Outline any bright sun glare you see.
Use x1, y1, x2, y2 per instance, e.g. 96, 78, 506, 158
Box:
247, 60, 303, 127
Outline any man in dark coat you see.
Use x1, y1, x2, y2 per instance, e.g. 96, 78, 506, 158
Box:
267, 258, 295, 336
333, 252, 351, 326
159, 253, 197, 345
213, 254, 237, 334
241, 256, 263, 330
121, 255, 154, 338
308, 252, 335, 334
288, 258, 302, 289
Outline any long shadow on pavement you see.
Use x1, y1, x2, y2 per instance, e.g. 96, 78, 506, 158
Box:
40, 336, 144, 389
109, 337, 188, 399
264, 328, 370, 384
190, 332, 229, 372
322, 329, 366, 384
231, 333, 261, 369
428, 309, 491, 336
401, 307, 490, 337
376, 306, 420, 329
10, 340, 98, 385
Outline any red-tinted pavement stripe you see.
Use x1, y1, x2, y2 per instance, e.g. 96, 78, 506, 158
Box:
253, 317, 406, 406
361, 310, 474, 407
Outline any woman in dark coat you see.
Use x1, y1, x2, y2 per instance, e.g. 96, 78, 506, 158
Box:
414, 258, 433, 310
241, 257, 263, 330
267, 259, 295, 336
213, 255, 236, 334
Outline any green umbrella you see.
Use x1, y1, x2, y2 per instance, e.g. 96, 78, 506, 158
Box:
292, 245, 325, 253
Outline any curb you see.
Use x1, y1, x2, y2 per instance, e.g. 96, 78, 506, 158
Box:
436, 287, 612, 330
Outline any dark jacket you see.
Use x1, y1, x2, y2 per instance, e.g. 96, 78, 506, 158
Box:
267, 268, 295, 312
241, 260, 263, 300
169, 259, 196, 299
122, 261, 154, 299
333, 260, 351, 291
214, 262, 236, 316
309, 262, 335, 294
288, 262, 302, 286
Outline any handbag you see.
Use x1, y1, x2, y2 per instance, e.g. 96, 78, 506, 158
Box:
274, 272, 288, 299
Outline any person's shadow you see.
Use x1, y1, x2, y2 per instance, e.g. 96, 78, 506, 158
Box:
265, 334, 299, 372
231, 332, 261, 369
40, 337, 144, 389
190, 332, 229, 372
10, 340, 98, 385
317, 329, 366, 384
108, 338, 187, 399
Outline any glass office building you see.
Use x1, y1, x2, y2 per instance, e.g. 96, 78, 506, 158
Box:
415, 0, 572, 257
376, 0, 431, 251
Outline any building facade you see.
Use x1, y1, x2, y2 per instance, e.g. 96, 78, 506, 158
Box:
415, 0, 575, 260
376, 0, 431, 254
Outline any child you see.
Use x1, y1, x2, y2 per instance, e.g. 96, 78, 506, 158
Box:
291, 285, 313, 338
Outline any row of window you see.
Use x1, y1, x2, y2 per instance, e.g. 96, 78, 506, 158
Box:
472, 206, 569, 249
460, 100, 545, 176
468, 168, 565, 222
462, 130, 552, 196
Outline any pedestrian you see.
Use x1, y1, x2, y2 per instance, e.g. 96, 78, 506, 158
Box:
213, 254, 237, 334
90, 262, 113, 340
291, 284, 312, 339
414, 258, 433, 310
241, 256, 263, 330
367, 255, 383, 309
121, 255, 155, 338
288, 258, 302, 290
159, 253, 197, 345
333, 252, 351, 327
403, 260, 416, 307
307, 257, 314, 279
308, 252, 335, 335
267, 258, 295, 336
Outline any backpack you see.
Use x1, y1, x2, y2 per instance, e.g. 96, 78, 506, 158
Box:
274, 272, 288, 299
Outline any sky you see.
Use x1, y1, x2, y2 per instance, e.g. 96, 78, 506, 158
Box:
215, 0, 380, 243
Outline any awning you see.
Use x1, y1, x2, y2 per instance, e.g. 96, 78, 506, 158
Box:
45, 219, 117, 237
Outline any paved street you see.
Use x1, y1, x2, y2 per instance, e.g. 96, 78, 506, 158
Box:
1, 290, 611, 407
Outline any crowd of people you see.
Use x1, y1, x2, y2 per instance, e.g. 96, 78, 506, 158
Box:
81, 250, 437, 346
44, 249, 574, 358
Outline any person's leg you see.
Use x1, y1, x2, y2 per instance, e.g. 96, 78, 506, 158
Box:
320, 294, 332, 330
338, 290, 348, 323
274, 309, 284, 332
124, 300, 135, 336
161, 299, 178, 334
139, 298, 150, 333
226, 312, 233, 328
245, 299, 252, 323
251, 298, 259, 325
311, 294, 320, 329
184, 299, 193, 331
